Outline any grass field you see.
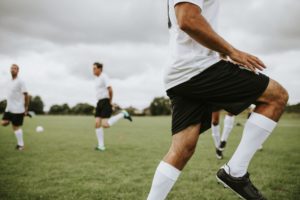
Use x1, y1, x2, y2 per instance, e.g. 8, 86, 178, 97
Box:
0, 114, 299, 200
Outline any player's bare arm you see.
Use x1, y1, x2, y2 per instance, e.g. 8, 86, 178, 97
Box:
175, 3, 266, 72
107, 86, 113, 105
24, 92, 30, 115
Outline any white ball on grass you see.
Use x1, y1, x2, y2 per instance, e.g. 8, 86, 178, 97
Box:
36, 126, 44, 133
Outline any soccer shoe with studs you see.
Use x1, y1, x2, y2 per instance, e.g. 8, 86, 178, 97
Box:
216, 168, 266, 200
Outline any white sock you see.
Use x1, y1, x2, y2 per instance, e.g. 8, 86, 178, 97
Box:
211, 124, 220, 148
107, 113, 124, 127
96, 128, 104, 147
224, 113, 277, 177
220, 115, 235, 142
147, 161, 181, 200
15, 129, 24, 146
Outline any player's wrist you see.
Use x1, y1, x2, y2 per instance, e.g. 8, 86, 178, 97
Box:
226, 47, 238, 57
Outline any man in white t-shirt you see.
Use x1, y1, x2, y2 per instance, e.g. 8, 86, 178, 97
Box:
147, 1, 288, 199
92, 62, 132, 151
1, 64, 30, 151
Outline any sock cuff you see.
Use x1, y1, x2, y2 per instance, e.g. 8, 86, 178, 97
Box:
248, 112, 277, 132
157, 161, 181, 181
14, 129, 22, 134
96, 128, 103, 132
224, 115, 235, 123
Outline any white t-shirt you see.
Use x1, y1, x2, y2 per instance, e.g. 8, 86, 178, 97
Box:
164, 0, 221, 90
5, 77, 28, 113
95, 73, 111, 101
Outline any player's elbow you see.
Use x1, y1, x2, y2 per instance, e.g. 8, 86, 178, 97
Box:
177, 15, 195, 32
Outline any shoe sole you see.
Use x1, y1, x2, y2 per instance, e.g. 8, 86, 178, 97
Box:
216, 175, 246, 200
219, 147, 225, 151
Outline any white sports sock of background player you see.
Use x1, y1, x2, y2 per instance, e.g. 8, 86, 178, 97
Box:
211, 124, 220, 148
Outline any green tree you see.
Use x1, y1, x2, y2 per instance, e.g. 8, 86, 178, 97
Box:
149, 97, 171, 116
0, 100, 7, 114
48, 103, 71, 115
70, 103, 95, 115
285, 103, 300, 113
29, 96, 44, 114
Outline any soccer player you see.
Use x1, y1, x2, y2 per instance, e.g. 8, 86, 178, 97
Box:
211, 111, 235, 159
147, 1, 288, 199
1, 64, 29, 151
92, 62, 132, 151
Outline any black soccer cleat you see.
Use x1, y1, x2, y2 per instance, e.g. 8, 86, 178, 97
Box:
219, 141, 227, 151
216, 148, 223, 160
15, 145, 24, 151
216, 168, 267, 200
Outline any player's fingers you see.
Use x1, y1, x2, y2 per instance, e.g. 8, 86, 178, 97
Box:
254, 57, 266, 68
248, 59, 264, 71
251, 56, 266, 69
243, 61, 256, 72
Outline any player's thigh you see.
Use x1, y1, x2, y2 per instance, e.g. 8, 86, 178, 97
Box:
256, 78, 288, 105
170, 124, 201, 153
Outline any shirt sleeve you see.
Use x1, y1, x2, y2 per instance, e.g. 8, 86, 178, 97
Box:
173, 0, 204, 10
20, 80, 28, 93
103, 74, 111, 88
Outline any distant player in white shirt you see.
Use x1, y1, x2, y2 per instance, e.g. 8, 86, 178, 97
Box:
147, 0, 288, 199
92, 62, 132, 151
1, 64, 30, 151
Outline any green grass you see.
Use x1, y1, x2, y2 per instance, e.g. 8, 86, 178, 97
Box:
0, 114, 299, 200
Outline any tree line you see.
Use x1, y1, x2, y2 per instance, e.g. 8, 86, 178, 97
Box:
1, 96, 300, 116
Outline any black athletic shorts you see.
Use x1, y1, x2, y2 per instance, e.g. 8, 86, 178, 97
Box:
166, 60, 270, 135
2, 112, 25, 126
95, 98, 112, 118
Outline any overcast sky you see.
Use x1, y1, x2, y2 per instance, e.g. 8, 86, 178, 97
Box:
0, 0, 299, 110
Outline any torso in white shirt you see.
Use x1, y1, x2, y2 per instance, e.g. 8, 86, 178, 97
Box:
164, 0, 221, 90
6, 77, 27, 113
95, 73, 111, 101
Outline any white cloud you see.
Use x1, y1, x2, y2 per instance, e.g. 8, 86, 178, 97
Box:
0, 0, 299, 112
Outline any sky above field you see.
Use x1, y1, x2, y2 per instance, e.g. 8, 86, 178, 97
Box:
0, 0, 299, 110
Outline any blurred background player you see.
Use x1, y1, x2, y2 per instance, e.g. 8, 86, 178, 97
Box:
211, 111, 235, 159
92, 62, 132, 151
1, 64, 29, 150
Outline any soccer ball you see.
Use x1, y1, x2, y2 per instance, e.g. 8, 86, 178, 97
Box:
36, 126, 44, 133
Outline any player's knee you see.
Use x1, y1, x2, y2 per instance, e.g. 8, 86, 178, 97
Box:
274, 84, 289, 108
1, 121, 9, 126
280, 87, 289, 106
212, 121, 219, 126
102, 123, 110, 129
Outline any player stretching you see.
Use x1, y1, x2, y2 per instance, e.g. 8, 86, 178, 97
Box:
93, 62, 132, 151
147, 1, 288, 199
1, 64, 29, 151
